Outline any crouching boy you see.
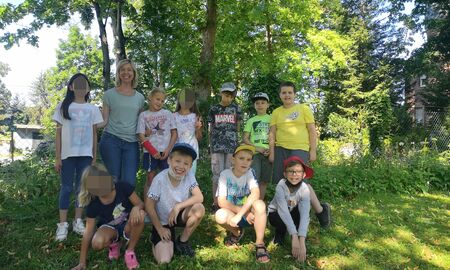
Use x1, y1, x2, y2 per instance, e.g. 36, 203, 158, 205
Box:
214, 145, 270, 263
145, 143, 205, 264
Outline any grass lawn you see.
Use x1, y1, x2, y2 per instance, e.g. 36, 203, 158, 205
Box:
0, 160, 449, 269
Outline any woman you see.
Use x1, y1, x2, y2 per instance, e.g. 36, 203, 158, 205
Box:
99, 59, 145, 187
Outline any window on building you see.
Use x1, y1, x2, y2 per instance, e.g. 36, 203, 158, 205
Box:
32, 132, 44, 140
419, 75, 427, 88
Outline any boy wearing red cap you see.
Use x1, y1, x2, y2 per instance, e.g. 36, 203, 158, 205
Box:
268, 156, 313, 262
269, 81, 331, 228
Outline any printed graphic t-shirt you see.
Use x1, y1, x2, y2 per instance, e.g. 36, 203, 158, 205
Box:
208, 103, 242, 153
86, 182, 134, 227
147, 169, 199, 225
136, 109, 176, 153
52, 103, 103, 160
244, 114, 271, 149
216, 169, 259, 206
173, 112, 199, 157
270, 104, 314, 151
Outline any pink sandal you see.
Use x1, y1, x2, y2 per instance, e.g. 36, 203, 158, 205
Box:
124, 250, 139, 270
108, 242, 121, 260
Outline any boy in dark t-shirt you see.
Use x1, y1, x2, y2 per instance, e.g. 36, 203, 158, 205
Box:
208, 82, 242, 212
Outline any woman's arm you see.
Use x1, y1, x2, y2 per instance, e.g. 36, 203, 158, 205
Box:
97, 103, 109, 129
195, 116, 203, 140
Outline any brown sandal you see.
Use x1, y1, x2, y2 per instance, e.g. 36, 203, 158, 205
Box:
224, 229, 244, 247
255, 244, 270, 263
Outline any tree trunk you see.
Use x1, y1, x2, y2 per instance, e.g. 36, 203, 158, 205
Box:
194, 0, 217, 100
93, 2, 111, 91
111, 0, 127, 62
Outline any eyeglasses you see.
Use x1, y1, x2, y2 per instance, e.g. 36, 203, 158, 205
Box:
286, 170, 304, 175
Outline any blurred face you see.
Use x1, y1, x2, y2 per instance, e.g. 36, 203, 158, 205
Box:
168, 152, 193, 178
220, 91, 234, 106
232, 150, 253, 176
283, 164, 305, 185
70, 76, 89, 99
279, 86, 295, 106
119, 63, 134, 84
254, 99, 269, 114
149, 92, 165, 111
86, 176, 114, 197
179, 89, 195, 110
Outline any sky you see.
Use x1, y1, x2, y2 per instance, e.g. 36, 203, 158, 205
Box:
0, 0, 425, 105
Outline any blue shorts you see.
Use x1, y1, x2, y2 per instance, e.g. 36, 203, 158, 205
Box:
99, 222, 129, 242
237, 216, 252, 228
143, 152, 169, 172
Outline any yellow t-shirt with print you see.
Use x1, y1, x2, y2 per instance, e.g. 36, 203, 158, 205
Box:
270, 103, 314, 151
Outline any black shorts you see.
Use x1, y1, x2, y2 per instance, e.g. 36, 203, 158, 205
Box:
150, 210, 186, 246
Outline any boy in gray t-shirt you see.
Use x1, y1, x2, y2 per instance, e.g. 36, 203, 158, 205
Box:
145, 143, 205, 263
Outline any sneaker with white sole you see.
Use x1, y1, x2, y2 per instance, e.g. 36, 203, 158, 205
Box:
72, 218, 85, 235
55, 222, 69, 241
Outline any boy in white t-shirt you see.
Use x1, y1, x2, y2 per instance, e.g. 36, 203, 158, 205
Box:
145, 143, 205, 264
214, 145, 270, 263
137, 87, 177, 195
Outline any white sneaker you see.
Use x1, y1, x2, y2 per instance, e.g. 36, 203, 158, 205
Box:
72, 218, 85, 235
55, 222, 69, 241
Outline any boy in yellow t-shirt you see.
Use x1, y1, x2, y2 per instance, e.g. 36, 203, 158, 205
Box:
268, 81, 331, 228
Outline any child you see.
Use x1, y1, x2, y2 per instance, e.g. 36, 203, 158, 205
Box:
208, 82, 242, 211
71, 164, 145, 270
268, 156, 312, 262
243, 92, 272, 200
174, 88, 203, 175
268, 81, 331, 228
215, 145, 270, 263
145, 143, 205, 264
137, 87, 177, 195
53, 73, 103, 241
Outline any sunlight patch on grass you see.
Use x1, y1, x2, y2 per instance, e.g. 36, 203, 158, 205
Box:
322, 253, 378, 270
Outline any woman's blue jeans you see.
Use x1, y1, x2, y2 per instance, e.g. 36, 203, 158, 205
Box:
99, 132, 139, 187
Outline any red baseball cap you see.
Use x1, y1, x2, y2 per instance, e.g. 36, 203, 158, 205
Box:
283, 156, 314, 179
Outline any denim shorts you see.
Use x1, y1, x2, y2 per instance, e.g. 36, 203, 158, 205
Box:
143, 152, 169, 172
99, 222, 130, 242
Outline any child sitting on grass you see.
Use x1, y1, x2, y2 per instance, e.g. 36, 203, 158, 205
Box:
268, 156, 312, 262
145, 143, 205, 264
214, 145, 270, 263
71, 164, 145, 270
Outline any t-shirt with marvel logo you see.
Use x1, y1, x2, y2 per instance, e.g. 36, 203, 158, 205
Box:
270, 104, 314, 151
136, 109, 176, 153
208, 103, 242, 153
86, 182, 134, 227
244, 114, 271, 149
52, 102, 103, 160
216, 169, 259, 206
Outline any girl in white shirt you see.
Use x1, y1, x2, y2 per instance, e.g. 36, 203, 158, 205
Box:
53, 73, 103, 241
173, 88, 203, 174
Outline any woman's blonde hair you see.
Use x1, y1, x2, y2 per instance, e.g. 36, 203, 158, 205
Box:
115, 59, 138, 88
78, 164, 110, 207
